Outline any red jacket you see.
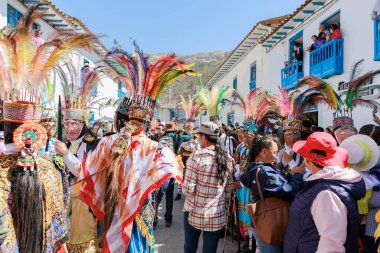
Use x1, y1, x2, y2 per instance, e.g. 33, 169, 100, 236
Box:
331, 29, 342, 40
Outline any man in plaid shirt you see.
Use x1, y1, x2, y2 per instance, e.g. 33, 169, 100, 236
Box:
183, 121, 233, 253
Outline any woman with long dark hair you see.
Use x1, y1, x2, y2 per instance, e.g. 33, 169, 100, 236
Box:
240, 136, 305, 252
183, 122, 233, 253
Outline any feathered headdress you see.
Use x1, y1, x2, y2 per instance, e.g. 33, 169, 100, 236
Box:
276, 77, 340, 131
56, 62, 107, 123
232, 88, 283, 132
341, 60, 380, 116
0, 4, 98, 123
106, 42, 197, 122
180, 95, 204, 122
331, 60, 380, 129
294, 76, 341, 118
197, 83, 233, 122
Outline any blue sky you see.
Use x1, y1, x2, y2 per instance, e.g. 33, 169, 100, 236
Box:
53, 0, 305, 54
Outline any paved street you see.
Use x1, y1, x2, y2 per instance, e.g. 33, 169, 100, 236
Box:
154, 185, 237, 253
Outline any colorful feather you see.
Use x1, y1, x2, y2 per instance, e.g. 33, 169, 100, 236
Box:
0, 6, 99, 103
295, 76, 341, 114
197, 83, 233, 119
105, 45, 196, 102
180, 95, 204, 122
277, 86, 291, 117
56, 63, 107, 110
231, 90, 246, 112
346, 69, 380, 109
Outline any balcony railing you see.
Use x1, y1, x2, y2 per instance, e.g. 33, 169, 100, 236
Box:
374, 18, 380, 60
281, 61, 304, 89
249, 80, 256, 90
310, 38, 344, 78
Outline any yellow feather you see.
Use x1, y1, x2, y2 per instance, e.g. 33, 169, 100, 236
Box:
31, 34, 98, 87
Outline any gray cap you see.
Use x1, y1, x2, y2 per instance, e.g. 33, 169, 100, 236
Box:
194, 121, 219, 136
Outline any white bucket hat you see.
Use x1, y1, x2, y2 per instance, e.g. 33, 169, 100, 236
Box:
339, 134, 380, 171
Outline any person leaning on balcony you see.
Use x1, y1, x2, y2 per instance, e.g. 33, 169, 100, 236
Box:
330, 24, 342, 40
319, 24, 331, 41
371, 0, 380, 20
293, 43, 303, 61
306, 35, 318, 52
315, 32, 326, 48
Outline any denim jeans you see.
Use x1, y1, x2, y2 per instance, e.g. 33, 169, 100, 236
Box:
183, 212, 224, 253
252, 228, 282, 253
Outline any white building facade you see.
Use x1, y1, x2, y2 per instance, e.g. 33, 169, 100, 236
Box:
209, 0, 380, 130
2, 0, 122, 121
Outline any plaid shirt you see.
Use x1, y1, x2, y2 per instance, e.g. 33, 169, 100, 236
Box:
183, 146, 233, 231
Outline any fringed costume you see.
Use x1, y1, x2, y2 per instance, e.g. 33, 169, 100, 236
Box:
77, 44, 196, 252
57, 63, 107, 252
0, 5, 97, 252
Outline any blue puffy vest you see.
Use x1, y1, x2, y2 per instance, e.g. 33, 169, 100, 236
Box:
284, 179, 365, 253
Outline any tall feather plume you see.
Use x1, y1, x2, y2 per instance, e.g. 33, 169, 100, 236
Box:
197, 84, 212, 114
351, 98, 380, 109
56, 63, 106, 110
105, 45, 196, 101
45, 77, 55, 103
349, 59, 364, 84
180, 95, 204, 121
105, 49, 137, 96
0, 5, 99, 102
251, 91, 283, 122
296, 76, 341, 112
346, 69, 380, 110
180, 95, 192, 120
151, 64, 197, 100
293, 87, 338, 117
246, 88, 262, 120
197, 83, 233, 118
231, 90, 246, 113
30, 33, 98, 88
145, 56, 183, 93
80, 66, 108, 108
133, 41, 149, 95
277, 86, 291, 117
253, 97, 269, 122
256, 103, 282, 122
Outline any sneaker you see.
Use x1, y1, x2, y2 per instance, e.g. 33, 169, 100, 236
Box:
165, 220, 172, 227
175, 193, 182, 201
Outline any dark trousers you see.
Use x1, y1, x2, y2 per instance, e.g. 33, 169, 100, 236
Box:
183, 212, 223, 253
164, 178, 175, 222
365, 235, 379, 253
155, 178, 175, 223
